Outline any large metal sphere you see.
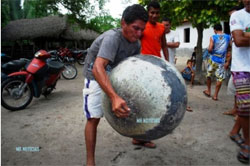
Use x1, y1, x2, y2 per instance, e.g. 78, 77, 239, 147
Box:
102, 54, 187, 141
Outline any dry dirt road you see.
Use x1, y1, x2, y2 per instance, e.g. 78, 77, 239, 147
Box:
1, 59, 245, 166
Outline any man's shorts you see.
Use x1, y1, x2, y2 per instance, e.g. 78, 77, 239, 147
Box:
83, 78, 104, 119
206, 59, 226, 82
232, 72, 250, 117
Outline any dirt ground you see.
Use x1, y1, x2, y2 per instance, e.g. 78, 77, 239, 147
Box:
1, 56, 245, 166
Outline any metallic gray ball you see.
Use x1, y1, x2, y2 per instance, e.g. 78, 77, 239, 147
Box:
102, 54, 187, 141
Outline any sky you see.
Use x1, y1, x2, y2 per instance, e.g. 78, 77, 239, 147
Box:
49, 0, 139, 19
104, 0, 139, 18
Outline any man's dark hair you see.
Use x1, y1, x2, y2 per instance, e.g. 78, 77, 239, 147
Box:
213, 23, 222, 31
162, 17, 171, 23
122, 4, 148, 24
147, 1, 160, 11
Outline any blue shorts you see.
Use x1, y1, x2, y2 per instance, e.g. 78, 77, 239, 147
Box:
182, 73, 191, 81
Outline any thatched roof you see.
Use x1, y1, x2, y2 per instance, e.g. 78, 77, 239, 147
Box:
62, 25, 100, 41
1, 15, 99, 41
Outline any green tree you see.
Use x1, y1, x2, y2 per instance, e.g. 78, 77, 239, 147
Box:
2, 0, 107, 28
23, 0, 60, 18
9, 0, 23, 20
1, 0, 11, 27
87, 14, 120, 33
139, 0, 239, 77
1, 0, 23, 27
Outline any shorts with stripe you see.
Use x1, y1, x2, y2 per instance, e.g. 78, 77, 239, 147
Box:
206, 59, 226, 82
232, 72, 250, 117
83, 78, 104, 119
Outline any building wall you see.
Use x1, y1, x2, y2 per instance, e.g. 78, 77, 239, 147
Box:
174, 21, 225, 57
175, 22, 214, 49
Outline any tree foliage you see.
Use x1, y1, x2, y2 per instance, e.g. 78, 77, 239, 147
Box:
1, 0, 111, 29
23, 0, 60, 19
87, 14, 121, 33
1, 0, 11, 27
139, 0, 239, 30
1, 0, 23, 27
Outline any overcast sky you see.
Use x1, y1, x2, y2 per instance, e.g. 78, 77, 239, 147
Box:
104, 0, 138, 18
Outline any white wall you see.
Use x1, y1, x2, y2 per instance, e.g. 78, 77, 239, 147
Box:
175, 22, 215, 49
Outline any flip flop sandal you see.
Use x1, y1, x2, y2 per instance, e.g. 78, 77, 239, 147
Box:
203, 90, 210, 97
186, 106, 193, 112
230, 134, 245, 147
132, 139, 156, 149
237, 151, 250, 164
143, 142, 156, 148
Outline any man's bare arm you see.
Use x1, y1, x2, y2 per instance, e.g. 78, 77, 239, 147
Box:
224, 41, 232, 69
232, 30, 250, 47
161, 34, 169, 61
208, 37, 214, 53
92, 57, 130, 118
167, 42, 180, 48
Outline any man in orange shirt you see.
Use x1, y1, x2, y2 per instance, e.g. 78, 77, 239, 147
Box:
133, 1, 168, 149
141, 1, 169, 60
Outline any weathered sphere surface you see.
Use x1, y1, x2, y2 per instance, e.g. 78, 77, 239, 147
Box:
102, 55, 187, 140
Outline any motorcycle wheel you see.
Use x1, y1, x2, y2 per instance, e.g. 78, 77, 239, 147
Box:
62, 64, 78, 80
77, 56, 86, 65
1, 77, 33, 111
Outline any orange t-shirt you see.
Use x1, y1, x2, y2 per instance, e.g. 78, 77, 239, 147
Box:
141, 22, 165, 57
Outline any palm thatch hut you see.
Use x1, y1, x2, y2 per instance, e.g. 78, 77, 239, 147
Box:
1, 15, 99, 58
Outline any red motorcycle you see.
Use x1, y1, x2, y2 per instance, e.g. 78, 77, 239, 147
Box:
57, 47, 87, 65
71, 49, 87, 65
1, 50, 64, 111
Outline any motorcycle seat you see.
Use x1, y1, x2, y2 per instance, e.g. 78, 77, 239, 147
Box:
2, 59, 29, 73
47, 60, 64, 74
72, 50, 87, 55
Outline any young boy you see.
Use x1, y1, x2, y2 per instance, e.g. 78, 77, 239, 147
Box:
181, 59, 195, 87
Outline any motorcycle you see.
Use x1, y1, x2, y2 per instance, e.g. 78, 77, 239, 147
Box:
1, 58, 30, 82
1, 50, 64, 111
57, 47, 87, 65
71, 49, 87, 65
48, 50, 78, 80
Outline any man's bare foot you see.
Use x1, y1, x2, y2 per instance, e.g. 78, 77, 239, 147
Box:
186, 106, 193, 112
203, 90, 210, 97
212, 96, 218, 101
132, 139, 156, 148
223, 108, 237, 116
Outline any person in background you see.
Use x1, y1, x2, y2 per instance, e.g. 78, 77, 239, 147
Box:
161, 17, 180, 64
160, 16, 192, 112
203, 23, 231, 101
82, 5, 148, 166
181, 59, 195, 88
223, 5, 244, 117
141, 1, 169, 61
137, 1, 169, 148
229, 0, 250, 163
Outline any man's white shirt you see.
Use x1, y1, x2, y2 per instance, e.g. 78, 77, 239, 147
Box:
161, 30, 180, 64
